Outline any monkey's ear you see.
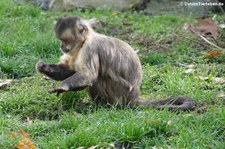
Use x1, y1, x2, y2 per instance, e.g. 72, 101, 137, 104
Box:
55, 17, 64, 24
88, 18, 101, 29
54, 17, 64, 31
78, 23, 88, 35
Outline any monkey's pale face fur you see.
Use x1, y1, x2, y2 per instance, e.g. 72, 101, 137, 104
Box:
58, 29, 75, 53
36, 16, 196, 111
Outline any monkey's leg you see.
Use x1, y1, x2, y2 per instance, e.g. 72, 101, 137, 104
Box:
50, 71, 92, 95
88, 86, 107, 105
36, 61, 75, 81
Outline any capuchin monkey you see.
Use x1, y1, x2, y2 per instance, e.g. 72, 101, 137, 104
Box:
36, 16, 196, 111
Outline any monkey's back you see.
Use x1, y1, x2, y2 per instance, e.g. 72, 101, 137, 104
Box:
88, 33, 142, 105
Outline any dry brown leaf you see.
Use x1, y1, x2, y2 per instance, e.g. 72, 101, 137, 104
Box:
184, 18, 223, 50
186, 18, 220, 38
204, 51, 222, 59
16, 138, 36, 149
19, 129, 30, 139
14, 129, 37, 149
10, 129, 36, 149
195, 18, 219, 38
15, 141, 26, 149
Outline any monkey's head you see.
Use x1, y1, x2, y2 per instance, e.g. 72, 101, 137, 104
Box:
55, 16, 90, 53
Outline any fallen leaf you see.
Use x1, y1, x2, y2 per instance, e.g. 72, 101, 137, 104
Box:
187, 64, 195, 68
182, 23, 190, 31
14, 129, 37, 149
108, 143, 115, 148
112, 12, 119, 16
187, 18, 220, 38
15, 142, 25, 149
16, 138, 37, 149
197, 18, 219, 37
152, 146, 163, 149
219, 24, 225, 29
198, 76, 225, 84
212, 77, 225, 84
9, 132, 18, 139
19, 128, 30, 139
184, 68, 195, 74
167, 120, 172, 126
217, 92, 225, 98
88, 145, 98, 149
204, 51, 222, 59
176, 63, 195, 68
198, 76, 209, 81
27, 143, 36, 149
0, 79, 12, 89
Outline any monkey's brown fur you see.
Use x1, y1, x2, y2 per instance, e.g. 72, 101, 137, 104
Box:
36, 16, 196, 111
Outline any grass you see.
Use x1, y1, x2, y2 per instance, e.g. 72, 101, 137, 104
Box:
0, 0, 225, 148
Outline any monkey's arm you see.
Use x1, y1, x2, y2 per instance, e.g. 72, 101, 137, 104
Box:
36, 61, 75, 81
50, 71, 93, 95
50, 53, 99, 95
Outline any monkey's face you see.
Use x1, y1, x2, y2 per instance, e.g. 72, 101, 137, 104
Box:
60, 42, 70, 53
58, 29, 76, 53
55, 16, 88, 54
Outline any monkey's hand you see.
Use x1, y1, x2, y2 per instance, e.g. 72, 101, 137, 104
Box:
36, 61, 75, 81
36, 61, 49, 74
49, 87, 67, 96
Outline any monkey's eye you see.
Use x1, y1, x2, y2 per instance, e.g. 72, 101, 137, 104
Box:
59, 37, 67, 43
61, 39, 69, 44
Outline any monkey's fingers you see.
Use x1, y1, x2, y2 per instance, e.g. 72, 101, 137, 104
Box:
36, 61, 47, 72
49, 87, 66, 96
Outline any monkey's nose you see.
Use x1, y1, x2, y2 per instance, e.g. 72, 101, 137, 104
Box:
61, 48, 70, 53
64, 49, 70, 53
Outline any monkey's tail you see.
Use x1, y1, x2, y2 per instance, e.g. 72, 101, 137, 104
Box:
135, 97, 196, 111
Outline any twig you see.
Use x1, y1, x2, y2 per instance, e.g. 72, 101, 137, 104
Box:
198, 34, 223, 50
